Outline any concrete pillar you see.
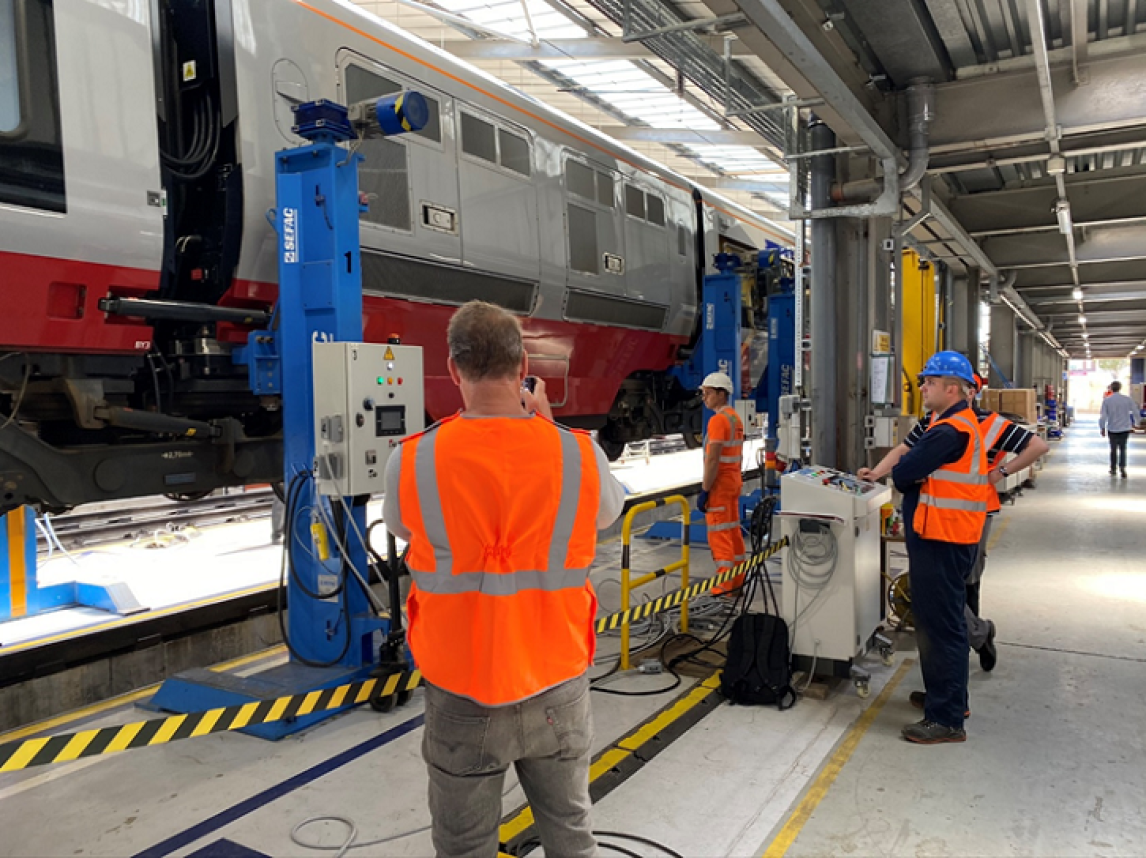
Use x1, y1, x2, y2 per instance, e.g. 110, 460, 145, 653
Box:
947, 267, 981, 359
809, 119, 837, 467
989, 303, 1017, 387
1017, 331, 1035, 388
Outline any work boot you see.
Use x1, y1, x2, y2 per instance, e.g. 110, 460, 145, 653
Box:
1110, 469, 1117, 476
909, 691, 970, 718
1121, 470, 1128, 479
901, 719, 966, 744
978, 620, 998, 672
712, 574, 745, 597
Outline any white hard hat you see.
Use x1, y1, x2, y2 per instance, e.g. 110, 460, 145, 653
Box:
700, 372, 734, 394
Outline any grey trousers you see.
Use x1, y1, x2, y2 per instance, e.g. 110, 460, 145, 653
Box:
422, 673, 597, 858
965, 518, 993, 650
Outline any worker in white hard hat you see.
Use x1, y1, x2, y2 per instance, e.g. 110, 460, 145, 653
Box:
696, 372, 746, 596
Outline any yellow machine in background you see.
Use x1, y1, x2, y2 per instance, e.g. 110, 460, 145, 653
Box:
900, 249, 940, 417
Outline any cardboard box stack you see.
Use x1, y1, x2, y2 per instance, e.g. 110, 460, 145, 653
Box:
998, 388, 1038, 425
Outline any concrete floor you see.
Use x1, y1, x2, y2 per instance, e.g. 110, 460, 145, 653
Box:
782, 413, 1146, 857
0, 416, 1142, 857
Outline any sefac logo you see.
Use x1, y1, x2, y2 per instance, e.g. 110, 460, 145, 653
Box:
161, 451, 193, 460
282, 207, 298, 264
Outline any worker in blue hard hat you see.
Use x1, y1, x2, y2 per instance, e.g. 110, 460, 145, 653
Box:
888, 350, 990, 744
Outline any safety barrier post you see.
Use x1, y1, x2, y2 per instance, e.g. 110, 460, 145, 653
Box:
619, 495, 690, 670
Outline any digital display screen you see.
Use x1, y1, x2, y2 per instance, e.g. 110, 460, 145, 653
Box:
375, 406, 405, 436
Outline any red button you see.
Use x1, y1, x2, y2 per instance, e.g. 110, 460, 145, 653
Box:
398, 378, 403, 385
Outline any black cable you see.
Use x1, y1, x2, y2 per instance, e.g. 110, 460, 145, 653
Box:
598, 843, 642, 858
277, 469, 352, 668
595, 832, 685, 858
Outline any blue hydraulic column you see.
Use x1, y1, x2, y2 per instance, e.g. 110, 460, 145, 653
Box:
150, 99, 429, 737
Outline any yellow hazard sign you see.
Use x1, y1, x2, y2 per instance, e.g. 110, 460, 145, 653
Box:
383, 346, 395, 360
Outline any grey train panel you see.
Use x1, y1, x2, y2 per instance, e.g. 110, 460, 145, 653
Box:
565, 289, 667, 331
362, 250, 536, 313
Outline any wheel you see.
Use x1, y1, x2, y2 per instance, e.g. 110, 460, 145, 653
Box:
881, 649, 895, 667
397, 689, 412, 706
681, 404, 703, 450
369, 694, 396, 713
855, 682, 870, 699
596, 429, 627, 461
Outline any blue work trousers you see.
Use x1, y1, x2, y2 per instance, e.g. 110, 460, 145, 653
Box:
907, 534, 977, 729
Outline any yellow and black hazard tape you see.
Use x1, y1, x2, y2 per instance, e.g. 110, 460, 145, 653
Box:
0, 538, 788, 774
0, 670, 422, 774
594, 534, 788, 634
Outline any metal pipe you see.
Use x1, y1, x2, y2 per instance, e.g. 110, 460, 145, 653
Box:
621, 12, 745, 43
98, 296, 271, 327
898, 78, 934, 194
809, 119, 838, 466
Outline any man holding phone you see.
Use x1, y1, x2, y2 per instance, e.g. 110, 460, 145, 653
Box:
383, 301, 624, 858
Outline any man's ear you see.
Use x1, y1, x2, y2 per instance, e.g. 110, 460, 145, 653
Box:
447, 356, 462, 387
520, 351, 529, 382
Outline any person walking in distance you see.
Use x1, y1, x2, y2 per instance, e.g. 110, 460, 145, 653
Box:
383, 301, 625, 858
1099, 381, 1137, 478
694, 372, 746, 596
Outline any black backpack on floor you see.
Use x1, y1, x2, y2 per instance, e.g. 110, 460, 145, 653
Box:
720, 569, 796, 710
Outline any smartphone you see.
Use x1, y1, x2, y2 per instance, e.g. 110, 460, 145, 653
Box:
522, 376, 537, 393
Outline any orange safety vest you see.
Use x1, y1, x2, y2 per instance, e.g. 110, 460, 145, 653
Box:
707, 406, 745, 483
913, 406, 990, 544
396, 412, 601, 707
978, 411, 1013, 514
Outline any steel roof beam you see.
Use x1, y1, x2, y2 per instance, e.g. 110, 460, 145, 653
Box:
440, 36, 757, 60
928, 50, 1146, 156
951, 172, 1146, 233
595, 125, 776, 146
983, 223, 1146, 268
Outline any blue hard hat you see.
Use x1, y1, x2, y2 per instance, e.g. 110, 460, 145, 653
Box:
918, 351, 975, 384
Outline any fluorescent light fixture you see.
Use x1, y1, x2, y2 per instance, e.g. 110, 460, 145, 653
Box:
1055, 200, 1073, 235
1071, 287, 1083, 301
1082, 332, 1089, 339
1078, 314, 1087, 324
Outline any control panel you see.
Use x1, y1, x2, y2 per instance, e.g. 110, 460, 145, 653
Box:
312, 341, 424, 496
781, 466, 890, 519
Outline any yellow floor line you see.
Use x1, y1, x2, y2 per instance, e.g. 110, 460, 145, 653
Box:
987, 516, 1010, 551
761, 658, 914, 858
0, 645, 287, 745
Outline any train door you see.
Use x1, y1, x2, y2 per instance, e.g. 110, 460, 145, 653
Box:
620, 179, 671, 309
455, 106, 540, 289
338, 52, 460, 268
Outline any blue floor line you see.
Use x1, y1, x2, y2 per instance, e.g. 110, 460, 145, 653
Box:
186, 838, 272, 858
132, 712, 424, 858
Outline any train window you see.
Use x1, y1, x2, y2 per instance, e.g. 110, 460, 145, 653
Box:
565, 160, 595, 201
596, 171, 614, 208
344, 64, 441, 144
0, 0, 64, 211
358, 137, 411, 232
625, 183, 645, 219
647, 194, 665, 227
1, 0, 18, 133
498, 127, 530, 176
461, 112, 496, 163
567, 202, 599, 275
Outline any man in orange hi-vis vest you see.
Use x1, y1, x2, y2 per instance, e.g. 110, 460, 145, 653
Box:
890, 351, 991, 746
383, 301, 624, 858
695, 372, 746, 596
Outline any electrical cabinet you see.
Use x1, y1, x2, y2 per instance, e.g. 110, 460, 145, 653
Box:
779, 466, 890, 671
312, 342, 424, 496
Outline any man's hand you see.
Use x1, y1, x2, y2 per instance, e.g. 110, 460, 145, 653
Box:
857, 467, 878, 482
988, 469, 1004, 486
521, 377, 554, 421
696, 490, 709, 514
1101, 429, 1106, 438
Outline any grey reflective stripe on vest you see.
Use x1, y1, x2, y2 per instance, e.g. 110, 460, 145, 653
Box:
981, 415, 1006, 451
940, 412, 989, 486
410, 422, 589, 596
708, 520, 740, 532
415, 428, 453, 575
409, 564, 591, 596
918, 493, 988, 512
547, 428, 584, 573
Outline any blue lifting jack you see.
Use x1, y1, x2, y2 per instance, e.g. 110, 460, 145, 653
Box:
149, 95, 428, 738
649, 246, 798, 547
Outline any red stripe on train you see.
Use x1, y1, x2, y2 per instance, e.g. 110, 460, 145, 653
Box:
0, 251, 685, 418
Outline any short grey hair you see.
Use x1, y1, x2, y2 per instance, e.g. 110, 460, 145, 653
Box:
446, 301, 523, 381
939, 375, 974, 398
